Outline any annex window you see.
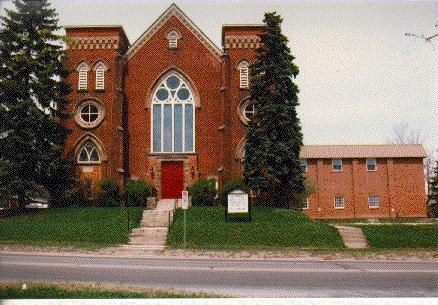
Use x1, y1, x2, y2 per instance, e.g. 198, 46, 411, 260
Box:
151, 74, 194, 153
94, 62, 106, 90
167, 30, 180, 49
77, 62, 90, 91
366, 158, 377, 171
368, 195, 379, 209
238, 61, 249, 89
332, 159, 342, 171
334, 196, 344, 209
303, 197, 309, 210
300, 160, 308, 173
77, 141, 100, 164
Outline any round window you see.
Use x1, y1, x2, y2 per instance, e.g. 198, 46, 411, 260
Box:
238, 98, 256, 125
80, 104, 99, 123
243, 102, 255, 122
74, 100, 105, 129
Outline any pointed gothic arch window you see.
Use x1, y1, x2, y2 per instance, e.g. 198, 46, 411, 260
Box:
151, 73, 195, 153
238, 60, 249, 89
77, 141, 100, 164
93, 61, 107, 90
77, 62, 90, 91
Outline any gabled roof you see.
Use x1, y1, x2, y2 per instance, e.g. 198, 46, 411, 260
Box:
300, 144, 427, 159
126, 3, 223, 60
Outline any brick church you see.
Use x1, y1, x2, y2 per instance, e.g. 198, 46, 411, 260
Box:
63, 4, 427, 219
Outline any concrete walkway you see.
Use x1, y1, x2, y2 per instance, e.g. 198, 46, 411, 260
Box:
118, 199, 177, 251
334, 225, 369, 249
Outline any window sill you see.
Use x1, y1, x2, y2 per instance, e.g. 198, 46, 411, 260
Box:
334, 207, 345, 209
77, 89, 88, 93
239, 87, 249, 91
94, 89, 105, 92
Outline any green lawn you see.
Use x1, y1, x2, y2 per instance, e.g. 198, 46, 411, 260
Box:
167, 207, 345, 250
357, 225, 438, 249
0, 282, 217, 298
0, 208, 144, 249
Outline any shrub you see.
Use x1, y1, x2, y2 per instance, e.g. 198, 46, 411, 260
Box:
53, 178, 91, 207
217, 177, 244, 206
187, 179, 217, 206
98, 179, 119, 207
124, 180, 156, 207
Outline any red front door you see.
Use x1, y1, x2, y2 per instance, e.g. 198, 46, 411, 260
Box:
161, 162, 184, 199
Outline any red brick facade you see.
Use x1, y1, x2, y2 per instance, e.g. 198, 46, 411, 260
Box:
62, 4, 427, 218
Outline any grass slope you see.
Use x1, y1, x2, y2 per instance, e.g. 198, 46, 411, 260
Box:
0, 208, 144, 248
357, 225, 438, 249
167, 207, 344, 250
0, 283, 216, 299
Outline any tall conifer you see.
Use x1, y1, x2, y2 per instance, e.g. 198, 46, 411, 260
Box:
243, 12, 305, 208
0, 0, 71, 205
427, 161, 438, 217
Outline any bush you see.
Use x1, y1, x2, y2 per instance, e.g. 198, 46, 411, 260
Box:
217, 177, 244, 206
124, 180, 156, 207
187, 179, 217, 206
53, 178, 91, 207
98, 179, 119, 207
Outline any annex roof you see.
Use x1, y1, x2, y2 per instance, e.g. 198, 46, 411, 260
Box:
300, 144, 427, 159
126, 3, 223, 60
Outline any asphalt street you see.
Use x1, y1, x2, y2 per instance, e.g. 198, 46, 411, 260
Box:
0, 252, 436, 297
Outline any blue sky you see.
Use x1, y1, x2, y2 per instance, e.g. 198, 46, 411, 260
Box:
1, 0, 437, 154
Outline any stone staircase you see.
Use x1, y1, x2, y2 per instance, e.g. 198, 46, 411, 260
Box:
118, 199, 177, 251
334, 225, 369, 249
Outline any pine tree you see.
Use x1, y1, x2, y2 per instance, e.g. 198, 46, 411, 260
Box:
427, 161, 438, 217
0, 0, 71, 206
243, 12, 305, 209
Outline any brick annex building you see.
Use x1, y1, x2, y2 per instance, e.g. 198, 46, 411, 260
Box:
63, 4, 427, 219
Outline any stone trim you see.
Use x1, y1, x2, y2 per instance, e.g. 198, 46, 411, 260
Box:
127, 4, 222, 60
224, 35, 261, 49
67, 36, 120, 50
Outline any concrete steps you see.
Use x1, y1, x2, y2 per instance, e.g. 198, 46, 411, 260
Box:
118, 199, 177, 252
334, 225, 369, 249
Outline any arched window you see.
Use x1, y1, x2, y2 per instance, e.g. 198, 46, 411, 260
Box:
77, 62, 90, 90
167, 30, 180, 49
238, 61, 249, 89
77, 141, 100, 163
94, 62, 106, 90
151, 74, 194, 153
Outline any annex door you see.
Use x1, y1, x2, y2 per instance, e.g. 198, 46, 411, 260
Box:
161, 161, 184, 199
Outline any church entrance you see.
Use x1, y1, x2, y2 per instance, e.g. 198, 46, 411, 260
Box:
161, 161, 184, 199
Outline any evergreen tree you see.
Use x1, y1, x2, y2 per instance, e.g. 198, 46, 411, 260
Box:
0, 0, 71, 206
427, 161, 438, 217
243, 12, 305, 209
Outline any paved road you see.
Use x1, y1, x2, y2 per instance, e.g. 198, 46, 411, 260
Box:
0, 253, 436, 297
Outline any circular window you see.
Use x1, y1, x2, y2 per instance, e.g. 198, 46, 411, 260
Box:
177, 88, 190, 101
238, 98, 256, 125
80, 104, 99, 123
156, 88, 169, 101
243, 103, 255, 122
74, 100, 105, 129
166, 76, 180, 89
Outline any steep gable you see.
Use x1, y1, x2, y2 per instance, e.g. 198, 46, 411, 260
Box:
126, 4, 223, 60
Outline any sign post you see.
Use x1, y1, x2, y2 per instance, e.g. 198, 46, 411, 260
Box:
182, 190, 189, 248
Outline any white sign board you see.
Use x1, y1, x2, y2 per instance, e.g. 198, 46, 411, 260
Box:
182, 191, 189, 210
227, 190, 249, 213
82, 167, 94, 173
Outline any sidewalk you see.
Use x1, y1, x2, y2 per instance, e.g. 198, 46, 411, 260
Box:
0, 245, 435, 263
